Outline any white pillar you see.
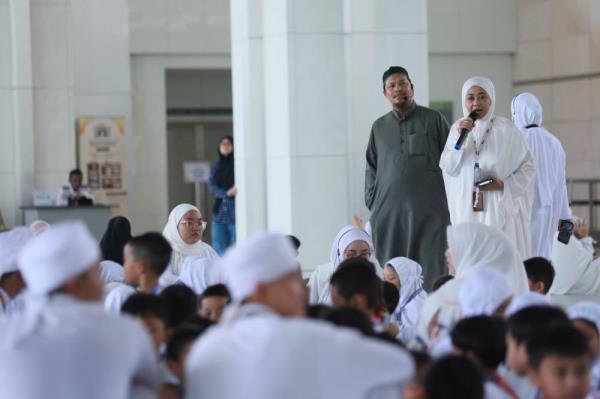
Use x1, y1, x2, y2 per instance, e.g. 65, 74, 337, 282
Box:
230, 0, 429, 270
230, 0, 268, 239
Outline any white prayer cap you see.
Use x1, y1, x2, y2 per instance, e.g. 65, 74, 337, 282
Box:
18, 221, 100, 295
29, 220, 50, 236
568, 301, 600, 334
220, 232, 298, 302
461, 76, 496, 122
511, 92, 543, 130
505, 292, 550, 317
99, 260, 124, 283
459, 267, 513, 317
179, 256, 226, 294
0, 227, 32, 277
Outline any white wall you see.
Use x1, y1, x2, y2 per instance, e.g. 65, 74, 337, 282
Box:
127, 0, 231, 234
428, 0, 516, 122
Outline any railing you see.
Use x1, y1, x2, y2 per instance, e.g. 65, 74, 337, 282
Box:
567, 179, 600, 233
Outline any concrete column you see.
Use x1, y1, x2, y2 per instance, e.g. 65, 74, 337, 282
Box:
230, 0, 429, 270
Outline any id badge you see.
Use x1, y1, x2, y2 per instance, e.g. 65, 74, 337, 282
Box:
472, 190, 484, 212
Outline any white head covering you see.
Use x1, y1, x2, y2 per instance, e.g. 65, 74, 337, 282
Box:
447, 222, 529, 293
568, 302, 600, 336
511, 92, 542, 129
18, 221, 100, 295
162, 203, 213, 275
461, 76, 496, 124
459, 267, 513, 317
386, 257, 424, 310
329, 225, 374, 268
0, 227, 32, 277
104, 283, 136, 315
179, 256, 226, 294
99, 260, 124, 284
505, 292, 551, 317
5, 221, 100, 349
29, 220, 50, 236
220, 232, 298, 303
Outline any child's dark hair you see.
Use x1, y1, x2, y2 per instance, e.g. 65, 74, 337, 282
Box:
166, 320, 213, 361
524, 257, 555, 294
432, 275, 454, 292
383, 281, 399, 314
200, 284, 231, 304
127, 232, 172, 276
507, 306, 570, 345
306, 304, 331, 319
121, 293, 167, 321
323, 306, 375, 337
330, 258, 381, 311
424, 355, 484, 399
69, 168, 83, 179
287, 235, 301, 251
160, 284, 198, 330
527, 325, 590, 370
451, 316, 507, 370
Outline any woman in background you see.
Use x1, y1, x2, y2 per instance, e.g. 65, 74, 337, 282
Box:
209, 136, 236, 255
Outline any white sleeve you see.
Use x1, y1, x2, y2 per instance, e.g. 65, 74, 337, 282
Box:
130, 326, 164, 398
439, 124, 470, 177
307, 269, 320, 305
503, 141, 536, 203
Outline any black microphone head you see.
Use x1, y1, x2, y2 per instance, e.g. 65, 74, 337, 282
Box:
468, 110, 479, 121
403, 95, 408, 101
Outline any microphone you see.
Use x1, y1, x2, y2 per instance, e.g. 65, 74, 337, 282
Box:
403, 95, 408, 101
454, 110, 479, 150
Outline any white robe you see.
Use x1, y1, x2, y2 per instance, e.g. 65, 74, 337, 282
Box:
440, 77, 536, 260
0, 294, 162, 399
550, 233, 600, 303
511, 92, 571, 259
185, 303, 414, 399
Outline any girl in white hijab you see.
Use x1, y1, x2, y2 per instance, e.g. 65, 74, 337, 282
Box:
440, 77, 536, 260
383, 257, 427, 343
307, 225, 381, 304
160, 204, 219, 286
416, 222, 529, 350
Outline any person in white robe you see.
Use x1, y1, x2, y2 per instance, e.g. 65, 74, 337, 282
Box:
568, 301, 600, 397
511, 92, 571, 259
383, 257, 428, 343
177, 256, 227, 294
417, 222, 529, 351
185, 232, 414, 399
0, 227, 32, 316
308, 225, 381, 304
440, 76, 536, 260
0, 221, 162, 399
99, 260, 125, 284
550, 218, 600, 306
459, 267, 514, 318
160, 203, 219, 286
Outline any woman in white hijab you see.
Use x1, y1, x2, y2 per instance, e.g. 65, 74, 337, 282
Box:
440, 77, 536, 260
160, 204, 219, 286
511, 92, 571, 259
568, 301, 600, 396
307, 225, 380, 304
383, 257, 427, 343
416, 222, 529, 350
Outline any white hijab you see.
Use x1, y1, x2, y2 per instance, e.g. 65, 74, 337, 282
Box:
162, 204, 217, 276
417, 222, 528, 347
178, 256, 226, 294
386, 257, 426, 316
459, 267, 513, 317
461, 76, 496, 125
329, 225, 375, 268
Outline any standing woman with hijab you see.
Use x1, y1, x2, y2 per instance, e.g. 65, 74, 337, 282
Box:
209, 136, 236, 255
440, 76, 536, 260
99, 216, 132, 265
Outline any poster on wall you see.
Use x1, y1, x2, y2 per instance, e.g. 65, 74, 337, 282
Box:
77, 117, 128, 217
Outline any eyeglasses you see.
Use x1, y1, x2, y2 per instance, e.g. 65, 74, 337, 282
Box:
179, 220, 207, 230
343, 250, 372, 259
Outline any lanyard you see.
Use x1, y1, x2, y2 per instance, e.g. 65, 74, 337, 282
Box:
473, 118, 495, 185
394, 287, 423, 325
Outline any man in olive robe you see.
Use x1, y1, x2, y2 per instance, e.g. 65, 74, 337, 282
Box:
365, 66, 450, 289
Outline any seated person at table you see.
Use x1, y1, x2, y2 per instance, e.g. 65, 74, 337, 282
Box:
56, 168, 94, 206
